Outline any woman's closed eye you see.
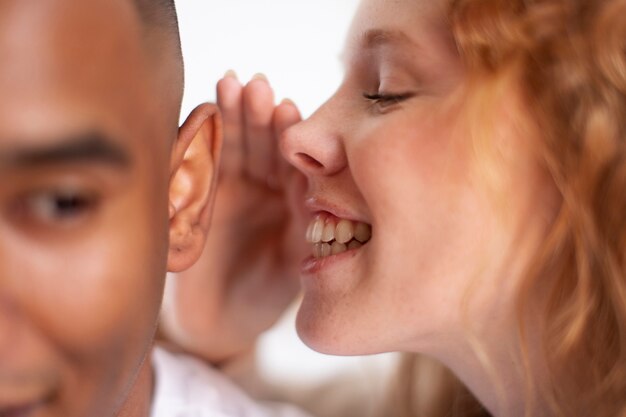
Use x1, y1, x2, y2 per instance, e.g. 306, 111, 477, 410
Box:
363, 91, 414, 112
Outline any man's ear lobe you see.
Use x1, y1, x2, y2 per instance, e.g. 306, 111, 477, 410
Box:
167, 103, 223, 273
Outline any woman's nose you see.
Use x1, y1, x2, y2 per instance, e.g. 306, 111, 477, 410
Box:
279, 104, 348, 178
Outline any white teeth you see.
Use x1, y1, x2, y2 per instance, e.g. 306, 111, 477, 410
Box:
310, 217, 324, 243
305, 222, 314, 243
331, 241, 347, 255
348, 240, 363, 250
313, 243, 323, 258
321, 243, 332, 257
322, 219, 336, 243
354, 222, 372, 243
313, 243, 332, 259
335, 219, 354, 244
306, 214, 372, 259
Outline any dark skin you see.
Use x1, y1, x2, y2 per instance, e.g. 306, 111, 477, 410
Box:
0, 1, 221, 417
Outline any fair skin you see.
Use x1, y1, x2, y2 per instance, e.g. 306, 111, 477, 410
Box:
281, 0, 557, 414
0, 1, 221, 416
283, 0, 557, 415
166, 0, 558, 415
160, 74, 307, 364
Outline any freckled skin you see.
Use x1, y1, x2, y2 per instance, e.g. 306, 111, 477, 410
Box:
0, 1, 182, 416
279, 0, 559, 415
281, 0, 556, 359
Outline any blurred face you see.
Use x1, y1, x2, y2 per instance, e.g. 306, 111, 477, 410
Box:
0, 1, 178, 416
281, 0, 556, 357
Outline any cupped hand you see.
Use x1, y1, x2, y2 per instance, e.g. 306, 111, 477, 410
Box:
161, 72, 307, 365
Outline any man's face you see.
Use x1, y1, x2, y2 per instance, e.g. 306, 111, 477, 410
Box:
0, 1, 178, 416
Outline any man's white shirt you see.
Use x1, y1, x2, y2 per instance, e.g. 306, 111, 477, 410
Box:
150, 346, 313, 417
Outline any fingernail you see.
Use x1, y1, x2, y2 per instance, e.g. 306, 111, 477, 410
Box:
281, 98, 296, 106
224, 69, 238, 79
252, 73, 268, 81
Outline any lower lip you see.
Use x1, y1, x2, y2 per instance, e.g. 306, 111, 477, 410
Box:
301, 245, 364, 275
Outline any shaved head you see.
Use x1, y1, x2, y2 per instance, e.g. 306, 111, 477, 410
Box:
134, 0, 180, 37
0, 1, 202, 416
133, 0, 185, 133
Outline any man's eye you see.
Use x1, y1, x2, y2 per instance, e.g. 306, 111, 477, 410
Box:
20, 189, 98, 226
363, 92, 413, 110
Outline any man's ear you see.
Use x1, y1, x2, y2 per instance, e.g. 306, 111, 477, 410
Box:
167, 103, 223, 272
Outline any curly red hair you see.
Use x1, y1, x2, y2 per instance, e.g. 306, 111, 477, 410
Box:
393, 1, 626, 416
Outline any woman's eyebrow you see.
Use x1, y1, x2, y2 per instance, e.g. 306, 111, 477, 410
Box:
0, 132, 132, 170
341, 28, 421, 65
360, 28, 418, 50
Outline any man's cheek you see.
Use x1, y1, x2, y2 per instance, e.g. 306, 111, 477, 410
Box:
23, 242, 159, 352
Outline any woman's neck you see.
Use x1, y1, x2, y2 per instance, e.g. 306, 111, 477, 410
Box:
444, 198, 555, 417
427, 257, 554, 417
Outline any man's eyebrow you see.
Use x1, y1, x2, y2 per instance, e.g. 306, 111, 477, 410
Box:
0, 133, 132, 169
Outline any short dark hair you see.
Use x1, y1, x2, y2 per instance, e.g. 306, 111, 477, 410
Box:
133, 0, 185, 130
134, 0, 180, 35
132, 0, 182, 65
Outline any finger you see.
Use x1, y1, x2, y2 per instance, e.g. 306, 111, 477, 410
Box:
242, 74, 276, 183
284, 169, 309, 258
216, 71, 244, 175
274, 98, 302, 136
273, 98, 303, 184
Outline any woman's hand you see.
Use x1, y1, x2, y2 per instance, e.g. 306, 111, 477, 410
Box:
161, 72, 307, 365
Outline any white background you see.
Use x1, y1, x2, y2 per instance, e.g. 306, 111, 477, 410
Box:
177, 0, 360, 119
175, 0, 397, 390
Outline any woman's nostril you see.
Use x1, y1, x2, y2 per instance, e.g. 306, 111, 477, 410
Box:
296, 153, 324, 170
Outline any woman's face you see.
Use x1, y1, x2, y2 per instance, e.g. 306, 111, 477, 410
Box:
281, 0, 555, 356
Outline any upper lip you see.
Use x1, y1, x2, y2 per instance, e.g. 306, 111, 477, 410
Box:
304, 196, 371, 225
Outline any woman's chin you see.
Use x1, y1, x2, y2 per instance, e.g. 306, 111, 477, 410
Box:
295, 300, 380, 356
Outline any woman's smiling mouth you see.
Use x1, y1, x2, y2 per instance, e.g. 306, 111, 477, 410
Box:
305, 213, 372, 258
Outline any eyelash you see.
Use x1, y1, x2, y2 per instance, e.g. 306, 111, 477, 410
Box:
363, 92, 413, 110
13, 188, 99, 230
